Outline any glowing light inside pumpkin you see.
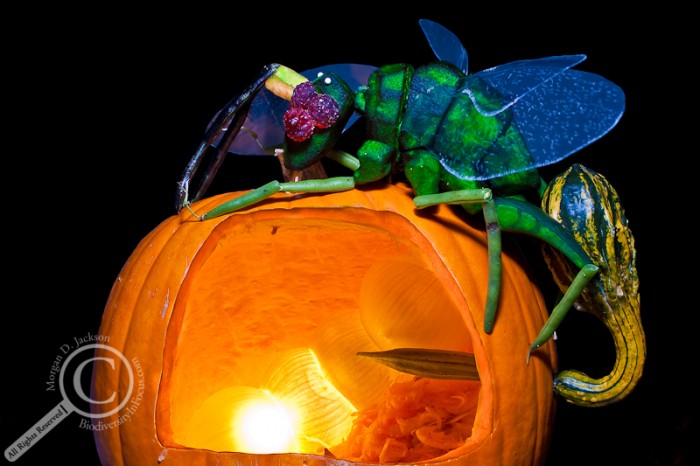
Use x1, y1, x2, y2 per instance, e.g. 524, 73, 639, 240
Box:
181, 348, 358, 454
231, 393, 298, 453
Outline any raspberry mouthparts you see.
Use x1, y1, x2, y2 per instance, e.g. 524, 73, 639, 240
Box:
283, 81, 340, 142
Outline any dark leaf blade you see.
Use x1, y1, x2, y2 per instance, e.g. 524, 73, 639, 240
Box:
357, 348, 479, 380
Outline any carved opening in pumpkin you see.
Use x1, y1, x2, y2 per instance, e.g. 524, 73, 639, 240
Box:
158, 207, 481, 462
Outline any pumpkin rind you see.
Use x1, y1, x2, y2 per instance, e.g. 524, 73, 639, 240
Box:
91, 182, 557, 466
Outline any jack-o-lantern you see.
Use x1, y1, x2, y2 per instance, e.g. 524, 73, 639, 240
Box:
91, 182, 556, 466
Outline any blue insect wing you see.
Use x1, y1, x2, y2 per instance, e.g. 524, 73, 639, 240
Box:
436, 57, 625, 181
227, 89, 288, 155
468, 55, 587, 116
511, 69, 625, 173
226, 63, 376, 156
419, 18, 468, 73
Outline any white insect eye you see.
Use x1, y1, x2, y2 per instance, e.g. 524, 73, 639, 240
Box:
324, 77, 332, 85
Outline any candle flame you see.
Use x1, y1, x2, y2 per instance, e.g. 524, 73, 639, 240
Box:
181, 348, 357, 454
232, 392, 299, 453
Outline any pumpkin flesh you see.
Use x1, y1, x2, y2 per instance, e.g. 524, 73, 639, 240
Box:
163, 208, 476, 454
91, 183, 557, 466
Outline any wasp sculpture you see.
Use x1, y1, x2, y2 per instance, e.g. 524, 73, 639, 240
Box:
176, 19, 625, 358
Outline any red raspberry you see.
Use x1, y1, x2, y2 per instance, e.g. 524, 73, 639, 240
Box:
307, 94, 340, 128
283, 107, 315, 142
290, 81, 317, 108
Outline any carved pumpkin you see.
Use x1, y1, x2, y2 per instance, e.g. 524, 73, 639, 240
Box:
91, 182, 557, 466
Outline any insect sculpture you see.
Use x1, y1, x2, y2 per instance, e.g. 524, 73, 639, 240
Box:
175, 19, 625, 361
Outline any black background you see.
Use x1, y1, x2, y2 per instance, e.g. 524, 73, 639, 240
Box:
2, 6, 689, 466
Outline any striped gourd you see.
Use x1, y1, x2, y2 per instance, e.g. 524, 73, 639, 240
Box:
541, 163, 645, 407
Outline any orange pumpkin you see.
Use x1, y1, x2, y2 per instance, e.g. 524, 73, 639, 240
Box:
91, 182, 557, 466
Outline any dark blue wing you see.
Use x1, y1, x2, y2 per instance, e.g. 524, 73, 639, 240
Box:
466, 55, 587, 115
224, 63, 376, 155
417, 22, 623, 180
437, 58, 625, 181
509, 68, 624, 173
419, 18, 468, 73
